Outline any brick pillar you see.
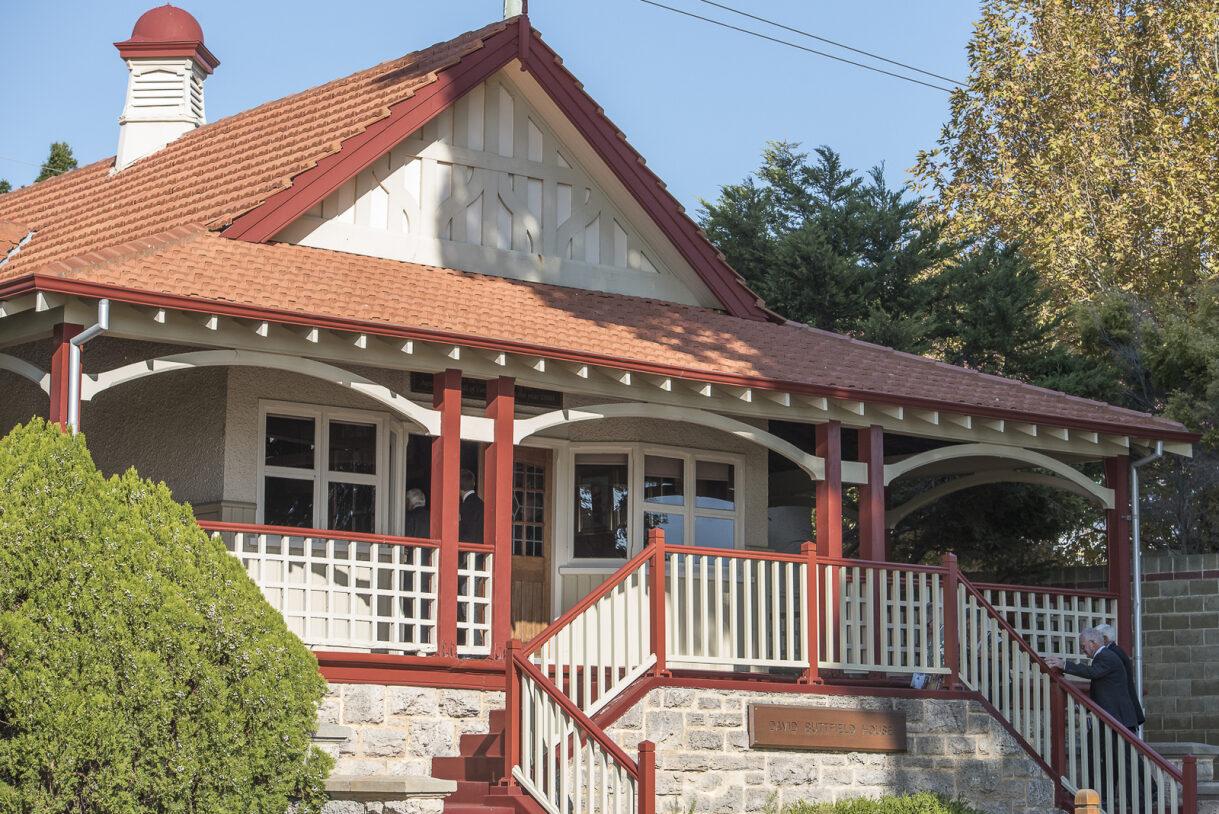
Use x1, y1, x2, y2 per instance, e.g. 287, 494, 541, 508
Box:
431, 369, 462, 657
484, 376, 515, 659
857, 425, 886, 561
815, 420, 843, 558
1105, 455, 1133, 648
48, 323, 83, 429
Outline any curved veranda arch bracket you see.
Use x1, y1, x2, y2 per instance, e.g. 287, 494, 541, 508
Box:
513, 402, 872, 483
883, 442, 1114, 510
81, 349, 446, 436
0, 353, 50, 394
886, 469, 1112, 530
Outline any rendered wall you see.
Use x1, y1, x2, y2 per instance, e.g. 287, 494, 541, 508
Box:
605, 688, 1053, 814
0, 337, 227, 514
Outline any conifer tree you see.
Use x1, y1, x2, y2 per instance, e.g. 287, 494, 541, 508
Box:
35, 141, 78, 181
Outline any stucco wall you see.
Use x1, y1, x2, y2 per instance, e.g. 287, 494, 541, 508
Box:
0, 337, 228, 512
605, 688, 1052, 814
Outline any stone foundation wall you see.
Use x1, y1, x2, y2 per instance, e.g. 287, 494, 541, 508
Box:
605, 688, 1052, 814
315, 683, 504, 778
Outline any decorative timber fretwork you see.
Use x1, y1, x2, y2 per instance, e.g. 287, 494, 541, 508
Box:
276, 71, 714, 306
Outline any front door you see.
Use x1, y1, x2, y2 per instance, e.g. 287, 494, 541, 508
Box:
510, 446, 552, 641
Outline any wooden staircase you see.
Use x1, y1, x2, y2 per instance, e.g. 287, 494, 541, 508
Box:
433, 709, 542, 814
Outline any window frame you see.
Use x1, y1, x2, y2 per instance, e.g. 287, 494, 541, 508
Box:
257, 400, 395, 534
559, 442, 744, 571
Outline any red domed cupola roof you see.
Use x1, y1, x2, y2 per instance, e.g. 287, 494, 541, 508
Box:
115, 4, 219, 73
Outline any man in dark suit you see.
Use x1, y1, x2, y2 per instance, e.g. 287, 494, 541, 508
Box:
1049, 628, 1139, 728
458, 469, 484, 544
1096, 623, 1146, 732
1048, 628, 1139, 809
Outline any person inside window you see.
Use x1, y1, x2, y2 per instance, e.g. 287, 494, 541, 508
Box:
404, 488, 429, 539
459, 469, 484, 543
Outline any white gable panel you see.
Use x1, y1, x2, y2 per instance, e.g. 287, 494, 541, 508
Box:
277, 67, 720, 307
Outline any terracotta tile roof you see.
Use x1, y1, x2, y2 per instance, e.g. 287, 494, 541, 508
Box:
23, 227, 1188, 438
0, 220, 28, 257
0, 19, 510, 276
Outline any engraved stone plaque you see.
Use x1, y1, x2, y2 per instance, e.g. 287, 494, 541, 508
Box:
748, 704, 907, 752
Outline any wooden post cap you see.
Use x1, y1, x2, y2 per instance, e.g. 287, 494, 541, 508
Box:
1074, 788, 1101, 814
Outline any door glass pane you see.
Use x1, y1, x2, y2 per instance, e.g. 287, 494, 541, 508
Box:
695, 515, 735, 549
329, 482, 376, 533
513, 461, 546, 557
695, 460, 735, 510
646, 511, 685, 546
265, 415, 315, 469
329, 421, 377, 474
264, 476, 314, 527
644, 456, 684, 506
573, 454, 629, 559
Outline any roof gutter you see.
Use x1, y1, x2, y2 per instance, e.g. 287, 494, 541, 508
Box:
1130, 439, 1163, 722
0, 274, 1197, 444
67, 298, 110, 434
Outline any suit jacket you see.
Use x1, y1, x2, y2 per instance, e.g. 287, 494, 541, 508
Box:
404, 506, 430, 540
1107, 641, 1147, 726
1064, 646, 1139, 728
459, 492, 484, 544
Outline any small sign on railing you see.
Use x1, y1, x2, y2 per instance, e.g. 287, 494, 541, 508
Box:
747, 705, 907, 752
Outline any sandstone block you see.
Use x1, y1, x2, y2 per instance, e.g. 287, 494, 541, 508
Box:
343, 685, 386, 724
387, 686, 440, 717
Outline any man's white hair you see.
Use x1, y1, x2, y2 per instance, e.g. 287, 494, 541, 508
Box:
406, 488, 427, 510
1095, 623, 1117, 644
1079, 627, 1104, 646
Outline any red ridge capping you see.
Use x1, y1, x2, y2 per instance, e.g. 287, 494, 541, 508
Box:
221, 17, 770, 321
222, 25, 519, 242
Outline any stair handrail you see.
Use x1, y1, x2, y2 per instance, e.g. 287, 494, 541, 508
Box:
523, 537, 658, 658
957, 575, 1193, 813
506, 640, 656, 814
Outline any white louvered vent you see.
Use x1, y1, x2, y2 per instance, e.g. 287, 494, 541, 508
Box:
116, 58, 208, 171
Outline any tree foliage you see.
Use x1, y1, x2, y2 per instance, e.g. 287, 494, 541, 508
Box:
34, 142, 77, 183
1074, 289, 1219, 551
700, 144, 1108, 574
913, 0, 1219, 304
0, 180, 10, 195
0, 419, 331, 814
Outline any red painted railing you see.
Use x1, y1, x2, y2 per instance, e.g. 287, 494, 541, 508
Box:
506, 640, 655, 814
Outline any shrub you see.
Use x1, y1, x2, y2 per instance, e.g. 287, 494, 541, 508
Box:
773, 793, 988, 814
0, 419, 331, 813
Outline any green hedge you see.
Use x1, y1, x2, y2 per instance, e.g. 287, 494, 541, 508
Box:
0, 419, 332, 813
773, 793, 987, 814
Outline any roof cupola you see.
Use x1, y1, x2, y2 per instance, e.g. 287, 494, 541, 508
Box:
113, 4, 219, 171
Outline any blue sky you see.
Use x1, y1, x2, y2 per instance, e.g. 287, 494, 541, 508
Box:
0, 1, 976, 212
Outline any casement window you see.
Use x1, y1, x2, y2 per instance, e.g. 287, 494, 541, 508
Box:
643, 454, 737, 550
259, 404, 389, 534
567, 445, 742, 561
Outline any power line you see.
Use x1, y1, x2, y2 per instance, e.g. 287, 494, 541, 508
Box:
0, 155, 73, 177
637, 0, 958, 94
695, 0, 965, 86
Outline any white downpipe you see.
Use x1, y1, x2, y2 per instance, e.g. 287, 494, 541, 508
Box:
1130, 440, 1164, 708
66, 299, 110, 434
